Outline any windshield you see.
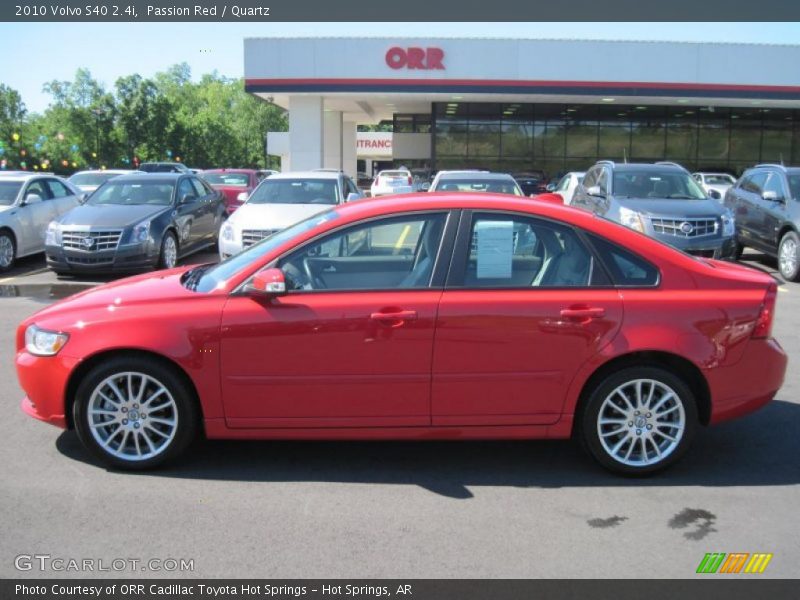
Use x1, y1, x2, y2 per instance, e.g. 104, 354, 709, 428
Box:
191, 210, 341, 293
704, 174, 735, 185
613, 170, 707, 200
88, 181, 174, 206
247, 178, 339, 205
69, 172, 121, 186
0, 181, 22, 206
435, 179, 523, 195
789, 174, 800, 199
203, 173, 250, 187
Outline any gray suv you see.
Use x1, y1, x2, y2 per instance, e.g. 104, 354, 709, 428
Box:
723, 164, 800, 281
572, 161, 737, 259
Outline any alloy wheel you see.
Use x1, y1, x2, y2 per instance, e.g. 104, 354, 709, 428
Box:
163, 235, 178, 268
86, 371, 178, 461
779, 236, 798, 279
0, 235, 14, 269
596, 378, 686, 467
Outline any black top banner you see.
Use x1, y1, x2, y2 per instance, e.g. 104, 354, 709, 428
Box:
4, 0, 800, 21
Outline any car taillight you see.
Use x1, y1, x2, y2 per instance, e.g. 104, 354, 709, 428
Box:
752, 282, 778, 339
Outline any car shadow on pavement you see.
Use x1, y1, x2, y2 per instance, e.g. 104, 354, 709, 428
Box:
55, 398, 800, 498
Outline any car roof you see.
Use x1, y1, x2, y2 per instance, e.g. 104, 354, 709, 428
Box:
111, 173, 183, 183
610, 163, 686, 172
0, 172, 46, 182
267, 171, 341, 180
437, 172, 515, 181
203, 168, 257, 174
71, 169, 132, 175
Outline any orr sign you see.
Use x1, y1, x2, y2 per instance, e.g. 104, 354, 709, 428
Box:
385, 47, 445, 70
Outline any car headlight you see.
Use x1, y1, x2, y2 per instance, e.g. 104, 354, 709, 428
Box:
619, 207, 646, 233
221, 223, 235, 241
25, 324, 69, 356
45, 221, 62, 246
721, 213, 735, 237
130, 221, 151, 244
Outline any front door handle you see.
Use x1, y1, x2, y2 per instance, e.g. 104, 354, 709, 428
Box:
560, 307, 605, 320
370, 310, 418, 322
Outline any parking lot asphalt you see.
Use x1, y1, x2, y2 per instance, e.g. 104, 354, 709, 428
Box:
1, 249, 798, 579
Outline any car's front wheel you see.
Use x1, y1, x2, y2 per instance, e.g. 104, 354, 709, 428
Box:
158, 231, 178, 270
778, 230, 800, 282
581, 366, 697, 476
73, 356, 198, 469
0, 230, 16, 272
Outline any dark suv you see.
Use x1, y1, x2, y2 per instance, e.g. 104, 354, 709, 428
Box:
571, 161, 737, 259
724, 164, 800, 281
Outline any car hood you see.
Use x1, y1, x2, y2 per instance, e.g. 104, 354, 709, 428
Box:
56, 203, 171, 229
617, 197, 727, 217
229, 202, 333, 230
26, 267, 198, 325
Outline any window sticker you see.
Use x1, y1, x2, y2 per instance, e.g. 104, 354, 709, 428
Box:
475, 221, 514, 278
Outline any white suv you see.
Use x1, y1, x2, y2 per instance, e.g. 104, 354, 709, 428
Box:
219, 170, 362, 259
0, 173, 82, 270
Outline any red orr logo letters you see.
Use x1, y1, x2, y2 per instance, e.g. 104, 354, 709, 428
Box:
385, 47, 445, 70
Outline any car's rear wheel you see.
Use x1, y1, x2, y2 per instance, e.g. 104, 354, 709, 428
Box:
777, 231, 800, 282
73, 356, 198, 470
0, 231, 16, 272
581, 366, 697, 476
158, 231, 178, 269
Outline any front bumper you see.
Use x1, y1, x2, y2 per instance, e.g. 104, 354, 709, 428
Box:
46, 241, 158, 273
651, 234, 738, 260
17, 350, 82, 429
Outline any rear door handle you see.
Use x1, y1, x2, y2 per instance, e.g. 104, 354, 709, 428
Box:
560, 307, 605, 320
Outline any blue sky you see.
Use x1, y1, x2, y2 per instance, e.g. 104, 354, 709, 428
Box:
2, 22, 799, 113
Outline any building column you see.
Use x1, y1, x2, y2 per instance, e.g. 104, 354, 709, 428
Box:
288, 95, 323, 171
342, 120, 357, 178
323, 110, 343, 170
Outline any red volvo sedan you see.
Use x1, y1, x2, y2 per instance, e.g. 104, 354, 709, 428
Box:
16, 194, 787, 475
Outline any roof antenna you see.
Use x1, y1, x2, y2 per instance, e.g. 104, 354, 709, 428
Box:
780, 153, 785, 166
623, 148, 628, 164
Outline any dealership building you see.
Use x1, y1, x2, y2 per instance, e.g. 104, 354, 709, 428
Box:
244, 37, 800, 178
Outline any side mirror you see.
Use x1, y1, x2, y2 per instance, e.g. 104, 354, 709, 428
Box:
708, 189, 722, 200
236, 192, 249, 203
586, 185, 605, 198
546, 183, 556, 192
78, 193, 89, 204
762, 190, 783, 203
180, 193, 196, 205
245, 268, 287, 297
420, 182, 430, 191
23, 193, 42, 205
346, 192, 361, 202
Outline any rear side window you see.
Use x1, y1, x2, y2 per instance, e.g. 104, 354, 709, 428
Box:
588, 234, 659, 286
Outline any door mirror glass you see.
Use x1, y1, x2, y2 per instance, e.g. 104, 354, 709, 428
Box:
246, 268, 287, 297
546, 183, 557, 192
23, 193, 42, 205
78, 193, 89, 204
180, 193, 196, 205
762, 190, 783, 203
708, 189, 722, 200
346, 192, 361, 202
236, 191, 249, 203
586, 185, 605, 198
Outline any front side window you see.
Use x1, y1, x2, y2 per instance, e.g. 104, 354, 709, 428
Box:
555, 175, 570, 192
24, 180, 51, 201
248, 178, 340, 205
763, 173, 787, 200
458, 214, 599, 288
278, 213, 447, 291
741, 172, 768, 195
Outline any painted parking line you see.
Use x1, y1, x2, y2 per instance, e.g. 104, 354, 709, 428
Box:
0, 267, 51, 284
778, 286, 789, 293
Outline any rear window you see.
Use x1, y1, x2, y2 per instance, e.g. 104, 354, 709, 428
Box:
436, 179, 522, 195
204, 173, 250, 187
380, 171, 410, 178
588, 234, 659, 286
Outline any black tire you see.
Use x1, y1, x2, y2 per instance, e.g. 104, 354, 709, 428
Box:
733, 240, 744, 261
777, 230, 800, 282
580, 366, 698, 476
0, 230, 16, 272
73, 355, 199, 470
158, 231, 179, 270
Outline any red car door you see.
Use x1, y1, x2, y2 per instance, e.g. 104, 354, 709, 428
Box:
431, 212, 623, 426
220, 211, 453, 428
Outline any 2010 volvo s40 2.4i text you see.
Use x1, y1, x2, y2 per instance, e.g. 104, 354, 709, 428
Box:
16, 194, 787, 475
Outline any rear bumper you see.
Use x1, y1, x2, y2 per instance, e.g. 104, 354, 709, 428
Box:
707, 337, 787, 424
